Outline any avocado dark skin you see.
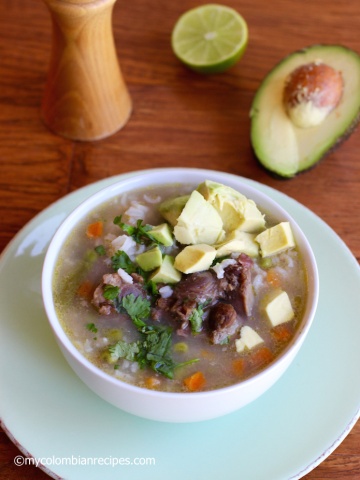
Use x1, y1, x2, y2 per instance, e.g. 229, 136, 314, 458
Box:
250, 45, 360, 178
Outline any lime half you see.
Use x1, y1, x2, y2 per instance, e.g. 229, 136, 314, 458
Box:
171, 4, 248, 74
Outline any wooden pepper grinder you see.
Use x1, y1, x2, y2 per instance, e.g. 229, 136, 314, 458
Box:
41, 0, 132, 141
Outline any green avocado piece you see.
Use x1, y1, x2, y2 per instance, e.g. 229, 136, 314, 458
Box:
250, 45, 360, 177
136, 246, 163, 272
174, 190, 224, 245
150, 255, 182, 284
174, 244, 216, 274
255, 222, 295, 257
215, 230, 259, 258
158, 194, 190, 226
197, 180, 265, 233
149, 223, 173, 246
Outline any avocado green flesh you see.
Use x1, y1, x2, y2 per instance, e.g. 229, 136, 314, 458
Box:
250, 45, 360, 177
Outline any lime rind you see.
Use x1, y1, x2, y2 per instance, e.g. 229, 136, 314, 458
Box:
171, 4, 248, 74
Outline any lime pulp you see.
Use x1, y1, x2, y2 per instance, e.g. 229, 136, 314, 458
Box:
171, 4, 248, 74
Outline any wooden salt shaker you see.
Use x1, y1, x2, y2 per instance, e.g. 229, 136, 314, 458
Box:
41, 0, 132, 141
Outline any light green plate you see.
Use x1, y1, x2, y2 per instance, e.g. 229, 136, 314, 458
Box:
1, 169, 360, 480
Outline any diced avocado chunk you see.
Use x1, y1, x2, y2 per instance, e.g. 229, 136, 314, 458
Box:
149, 223, 173, 246
238, 199, 266, 233
197, 180, 242, 203
158, 194, 190, 226
150, 255, 182, 284
174, 244, 216, 274
136, 246, 163, 272
235, 326, 264, 353
265, 290, 294, 326
197, 180, 265, 233
215, 230, 259, 258
174, 190, 224, 245
255, 221, 295, 257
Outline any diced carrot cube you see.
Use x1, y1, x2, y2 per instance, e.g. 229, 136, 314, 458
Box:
183, 371, 206, 392
77, 281, 93, 299
232, 358, 246, 376
86, 221, 103, 238
249, 346, 273, 369
272, 324, 292, 343
266, 269, 281, 287
145, 376, 161, 390
200, 349, 215, 360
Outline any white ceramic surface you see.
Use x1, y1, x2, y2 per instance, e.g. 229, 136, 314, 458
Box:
42, 169, 319, 423
1, 170, 359, 479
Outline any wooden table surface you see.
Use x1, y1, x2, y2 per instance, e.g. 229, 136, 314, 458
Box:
1, 0, 359, 478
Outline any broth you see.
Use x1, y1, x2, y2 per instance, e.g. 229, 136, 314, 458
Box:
53, 182, 307, 392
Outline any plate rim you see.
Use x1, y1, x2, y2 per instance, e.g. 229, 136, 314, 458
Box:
1, 168, 359, 480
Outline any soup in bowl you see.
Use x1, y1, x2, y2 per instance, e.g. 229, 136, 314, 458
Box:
42, 168, 319, 422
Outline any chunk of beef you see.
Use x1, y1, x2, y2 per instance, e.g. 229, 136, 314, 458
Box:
157, 297, 197, 323
155, 271, 219, 331
237, 254, 255, 316
131, 272, 144, 284
219, 253, 254, 316
172, 271, 219, 304
208, 302, 238, 344
92, 273, 121, 315
154, 296, 199, 333
154, 255, 255, 336
92, 272, 146, 315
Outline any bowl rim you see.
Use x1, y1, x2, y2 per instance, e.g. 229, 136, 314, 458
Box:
42, 167, 319, 399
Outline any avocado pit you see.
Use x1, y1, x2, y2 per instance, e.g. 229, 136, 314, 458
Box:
283, 62, 344, 128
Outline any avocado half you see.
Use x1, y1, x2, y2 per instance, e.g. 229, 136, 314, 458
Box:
250, 45, 360, 177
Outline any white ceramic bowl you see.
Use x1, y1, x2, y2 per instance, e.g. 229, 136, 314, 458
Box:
42, 168, 319, 423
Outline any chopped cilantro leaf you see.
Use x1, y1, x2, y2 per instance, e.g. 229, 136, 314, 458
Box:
111, 250, 137, 273
108, 340, 140, 362
108, 294, 198, 379
94, 245, 106, 256
103, 285, 120, 300
189, 303, 205, 334
113, 215, 136, 236
113, 215, 159, 245
121, 294, 150, 328
146, 280, 158, 296
86, 323, 98, 333
211, 256, 229, 267
111, 251, 157, 296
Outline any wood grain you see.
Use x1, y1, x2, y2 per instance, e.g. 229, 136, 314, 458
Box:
0, 0, 359, 478
41, 0, 132, 140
